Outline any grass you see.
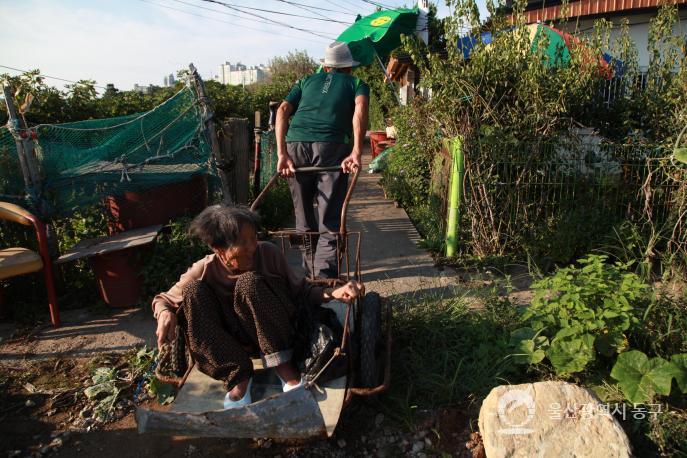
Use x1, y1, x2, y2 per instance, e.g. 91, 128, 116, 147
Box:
382, 290, 533, 427
631, 290, 687, 358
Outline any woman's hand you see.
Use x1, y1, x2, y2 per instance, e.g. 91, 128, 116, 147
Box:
332, 281, 364, 303
156, 309, 178, 350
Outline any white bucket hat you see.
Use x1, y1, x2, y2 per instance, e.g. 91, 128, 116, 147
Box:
322, 41, 360, 68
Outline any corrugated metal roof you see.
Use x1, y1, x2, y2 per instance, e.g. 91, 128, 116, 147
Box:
514, 0, 687, 23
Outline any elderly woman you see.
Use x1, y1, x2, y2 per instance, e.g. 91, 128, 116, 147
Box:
153, 205, 362, 408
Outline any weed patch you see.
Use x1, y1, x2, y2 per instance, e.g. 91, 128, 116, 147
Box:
385, 293, 531, 425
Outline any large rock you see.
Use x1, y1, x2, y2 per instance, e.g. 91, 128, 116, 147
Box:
478, 381, 631, 458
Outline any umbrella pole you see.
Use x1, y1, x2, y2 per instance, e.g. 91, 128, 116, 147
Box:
375, 52, 401, 106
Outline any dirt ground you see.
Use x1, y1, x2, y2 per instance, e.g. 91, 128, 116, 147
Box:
0, 353, 483, 457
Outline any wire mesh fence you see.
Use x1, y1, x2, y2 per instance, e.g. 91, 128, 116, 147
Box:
600, 69, 651, 106
429, 137, 683, 261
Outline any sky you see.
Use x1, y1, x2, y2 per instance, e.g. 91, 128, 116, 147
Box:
0, 0, 488, 91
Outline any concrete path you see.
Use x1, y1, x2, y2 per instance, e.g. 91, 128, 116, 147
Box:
0, 149, 461, 362
347, 155, 460, 302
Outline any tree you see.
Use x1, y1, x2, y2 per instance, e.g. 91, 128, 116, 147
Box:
65, 80, 98, 121
267, 50, 318, 87
1, 70, 68, 125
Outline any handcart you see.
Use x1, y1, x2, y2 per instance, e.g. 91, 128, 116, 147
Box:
135, 166, 391, 439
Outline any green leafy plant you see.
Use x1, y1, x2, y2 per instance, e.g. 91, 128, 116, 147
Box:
510, 254, 649, 374
147, 377, 175, 405
83, 347, 176, 421
130, 347, 175, 405
610, 350, 687, 404
84, 367, 121, 422
508, 327, 547, 365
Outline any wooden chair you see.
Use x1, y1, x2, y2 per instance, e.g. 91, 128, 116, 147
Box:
0, 202, 60, 327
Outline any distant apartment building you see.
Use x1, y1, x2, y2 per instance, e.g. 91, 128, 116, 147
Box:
215, 62, 268, 85
132, 84, 154, 94
163, 73, 176, 87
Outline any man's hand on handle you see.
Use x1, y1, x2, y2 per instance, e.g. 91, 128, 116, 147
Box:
341, 150, 362, 174
277, 153, 296, 177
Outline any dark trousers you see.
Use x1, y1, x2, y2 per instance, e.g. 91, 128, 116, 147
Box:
179, 273, 297, 391
286, 141, 350, 279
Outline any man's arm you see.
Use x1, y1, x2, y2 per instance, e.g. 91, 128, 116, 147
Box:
342, 94, 369, 174
276, 101, 296, 177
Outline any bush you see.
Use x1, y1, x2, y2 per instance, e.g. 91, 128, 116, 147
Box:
380, 1, 687, 274
253, 180, 294, 232
140, 217, 209, 301
510, 254, 650, 374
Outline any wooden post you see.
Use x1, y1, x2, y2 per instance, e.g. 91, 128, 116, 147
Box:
232, 118, 250, 204
2, 81, 32, 191
2, 80, 61, 272
188, 64, 233, 204
253, 111, 262, 198
221, 118, 250, 204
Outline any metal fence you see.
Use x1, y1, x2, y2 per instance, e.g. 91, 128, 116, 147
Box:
600, 69, 650, 106
430, 137, 683, 258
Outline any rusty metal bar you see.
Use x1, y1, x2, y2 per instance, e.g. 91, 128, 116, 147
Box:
305, 347, 343, 387
250, 171, 280, 212
355, 232, 362, 284
340, 167, 360, 237
340, 302, 352, 353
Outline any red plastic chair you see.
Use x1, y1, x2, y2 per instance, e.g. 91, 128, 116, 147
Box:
0, 202, 60, 327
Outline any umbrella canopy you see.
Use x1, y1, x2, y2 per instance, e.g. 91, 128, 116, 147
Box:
457, 24, 616, 78
337, 8, 420, 66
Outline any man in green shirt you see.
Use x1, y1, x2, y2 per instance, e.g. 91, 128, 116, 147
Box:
276, 41, 370, 279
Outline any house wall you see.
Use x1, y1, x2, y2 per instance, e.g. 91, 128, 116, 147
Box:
552, 9, 687, 68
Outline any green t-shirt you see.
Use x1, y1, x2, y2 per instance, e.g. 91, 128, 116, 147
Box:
284, 71, 370, 144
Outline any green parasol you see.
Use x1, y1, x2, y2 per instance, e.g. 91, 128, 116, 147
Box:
337, 8, 420, 66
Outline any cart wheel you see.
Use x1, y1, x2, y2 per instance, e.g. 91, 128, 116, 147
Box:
360, 292, 382, 388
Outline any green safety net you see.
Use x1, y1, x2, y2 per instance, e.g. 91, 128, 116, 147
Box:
0, 84, 214, 217
259, 130, 278, 190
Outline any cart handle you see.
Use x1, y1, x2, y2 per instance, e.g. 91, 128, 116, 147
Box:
250, 165, 360, 237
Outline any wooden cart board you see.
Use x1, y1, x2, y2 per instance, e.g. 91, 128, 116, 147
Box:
135, 365, 347, 439
56, 224, 163, 264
